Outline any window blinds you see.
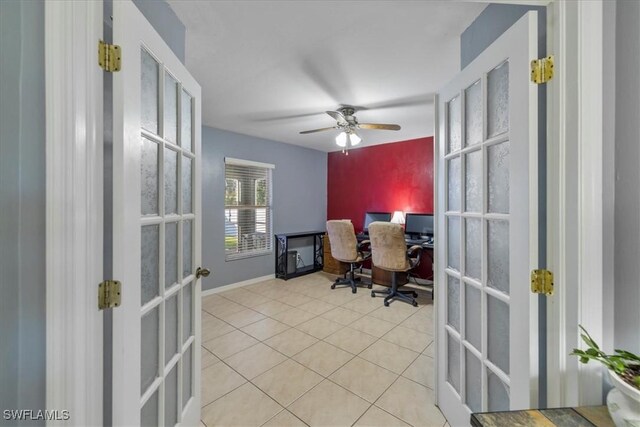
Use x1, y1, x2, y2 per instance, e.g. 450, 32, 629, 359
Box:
224, 158, 274, 260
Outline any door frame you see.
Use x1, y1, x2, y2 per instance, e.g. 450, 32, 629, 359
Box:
545, 0, 606, 407
434, 0, 607, 410
45, 0, 104, 425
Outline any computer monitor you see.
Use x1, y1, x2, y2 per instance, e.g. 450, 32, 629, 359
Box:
362, 212, 391, 233
405, 213, 434, 238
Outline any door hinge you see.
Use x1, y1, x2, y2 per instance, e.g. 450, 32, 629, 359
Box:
98, 280, 122, 310
530, 55, 554, 84
531, 269, 554, 295
98, 40, 121, 72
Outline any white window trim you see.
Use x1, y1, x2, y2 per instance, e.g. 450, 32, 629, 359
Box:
225, 157, 275, 169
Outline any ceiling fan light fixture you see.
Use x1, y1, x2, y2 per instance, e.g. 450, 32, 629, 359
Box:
335, 131, 347, 147
349, 132, 362, 146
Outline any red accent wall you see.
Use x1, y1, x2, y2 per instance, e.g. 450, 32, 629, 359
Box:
327, 136, 434, 279
327, 136, 434, 230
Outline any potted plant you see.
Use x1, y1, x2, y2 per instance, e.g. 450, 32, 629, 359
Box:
571, 325, 640, 426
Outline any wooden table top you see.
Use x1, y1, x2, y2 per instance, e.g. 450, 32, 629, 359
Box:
471, 406, 613, 427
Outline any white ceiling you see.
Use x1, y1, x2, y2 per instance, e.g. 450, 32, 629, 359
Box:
168, 1, 487, 152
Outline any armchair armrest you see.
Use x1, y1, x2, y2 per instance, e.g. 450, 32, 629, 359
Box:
357, 239, 371, 260
407, 245, 423, 268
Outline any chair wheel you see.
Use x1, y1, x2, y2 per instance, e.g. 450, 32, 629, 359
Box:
384, 301, 390, 307
352, 288, 357, 294
413, 292, 418, 298
331, 284, 336, 289
412, 301, 418, 307
371, 291, 375, 298
367, 284, 372, 289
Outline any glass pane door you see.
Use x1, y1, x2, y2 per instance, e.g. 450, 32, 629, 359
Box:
444, 60, 512, 413
139, 47, 196, 426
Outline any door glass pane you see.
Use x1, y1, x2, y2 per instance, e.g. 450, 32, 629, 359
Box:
164, 363, 178, 427
165, 148, 178, 215
164, 71, 178, 144
465, 80, 482, 147
488, 295, 510, 374
182, 345, 193, 409
182, 156, 192, 214
447, 95, 461, 153
183, 282, 193, 342
465, 149, 482, 213
141, 389, 158, 427
181, 89, 192, 151
465, 349, 482, 412
141, 49, 159, 135
447, 333, 460, 393
465, 218, 481, 281
183, 220, 193, 278
141, 306, 159, 394
447, 216, 460, 272
165, 293, 178, 364
465, 283, 482, 351
448, 156, 461, 212
488, 220, 510, 295
488, 61, 509, 138
165, 222, 178, 288
141, 138, 159, 216
447, 275, 460, 331
488, 370, 510, 411
141, 225, 160, 305
488, 142, 510, 214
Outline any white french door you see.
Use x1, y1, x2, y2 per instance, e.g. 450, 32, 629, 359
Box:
112, 1, 202, 425
435, 12, 539, 427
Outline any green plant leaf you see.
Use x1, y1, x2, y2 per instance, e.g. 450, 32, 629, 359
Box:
634, 376, 640, 389
580, 356, 589, 364
586, 348, 599, 357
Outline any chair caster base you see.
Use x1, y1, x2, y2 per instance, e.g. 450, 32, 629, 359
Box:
367, 283, 372, 289
384, 301, 390, 307
371, 291, 375, 298
331, 284, 336, 289
352, 288, 357, 294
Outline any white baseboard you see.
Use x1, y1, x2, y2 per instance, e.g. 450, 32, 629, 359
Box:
201, 274, 276, 297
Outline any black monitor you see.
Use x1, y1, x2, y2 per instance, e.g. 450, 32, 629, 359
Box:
405, 213, 434, 238
363, 212, 391, 233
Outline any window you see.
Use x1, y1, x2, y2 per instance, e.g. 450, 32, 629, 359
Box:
224, 158, 274, 260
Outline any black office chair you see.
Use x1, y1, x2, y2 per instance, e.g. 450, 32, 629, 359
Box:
326, 220, 371, 293
368, 221, 422, 307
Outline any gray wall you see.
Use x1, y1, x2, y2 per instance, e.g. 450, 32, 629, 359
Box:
460, 3, 546, 69
0, 0, 46, 421
132, 0, 185, 63
202, 127, 328, 290
614, 0, 640, 353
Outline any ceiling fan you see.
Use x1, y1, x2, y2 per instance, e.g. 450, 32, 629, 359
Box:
299, 106, 401, 153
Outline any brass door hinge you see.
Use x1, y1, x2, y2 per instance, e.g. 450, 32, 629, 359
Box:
531, 269, 554, 295
98, 40, 121, 72
531, 55, 554, 84
99, 280, 122, 310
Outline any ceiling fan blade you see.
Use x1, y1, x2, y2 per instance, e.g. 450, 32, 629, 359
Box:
326, 110, 347, 124
358, 123, 401, 131
299, 126, 337, 134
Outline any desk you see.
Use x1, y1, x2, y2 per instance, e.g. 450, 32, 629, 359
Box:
471, 406, 613, 427
275, 231, 324, 280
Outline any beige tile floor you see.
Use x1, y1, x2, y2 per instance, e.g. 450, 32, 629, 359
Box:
200, 272, 444, 427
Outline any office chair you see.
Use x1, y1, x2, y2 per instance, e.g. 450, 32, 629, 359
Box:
326, 220, 371, 294
368, 221, 421, 307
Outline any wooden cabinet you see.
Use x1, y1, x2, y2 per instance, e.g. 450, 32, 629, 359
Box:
322, 234, 348, 275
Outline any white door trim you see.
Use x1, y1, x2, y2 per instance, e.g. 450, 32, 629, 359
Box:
546, 0, 605, 407
45, 1, 104, 425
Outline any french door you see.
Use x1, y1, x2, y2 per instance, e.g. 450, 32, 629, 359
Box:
112, 1, 202, 425
435, 12, 539, 427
